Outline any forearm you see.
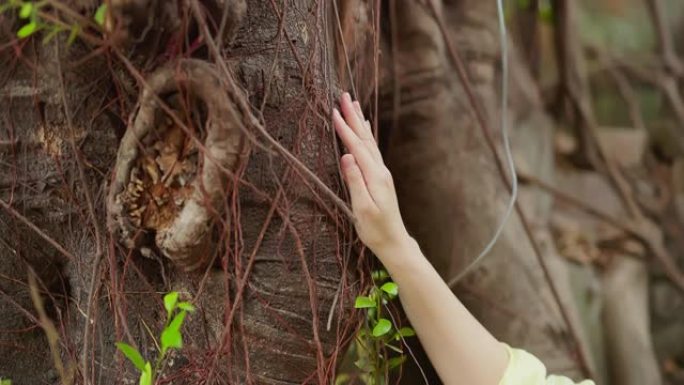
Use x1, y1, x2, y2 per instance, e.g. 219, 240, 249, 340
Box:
378, 237, 509, 385
331, 92, 509, 385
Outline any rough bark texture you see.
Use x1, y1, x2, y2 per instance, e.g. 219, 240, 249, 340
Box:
5, 1, 676, 385
0, 29, 119, 385
377, 1, 588, 382
0, 1, 357, 384
107, 59, 246, 272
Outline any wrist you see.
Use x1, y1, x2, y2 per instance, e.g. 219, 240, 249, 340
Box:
374, 234, 423, 275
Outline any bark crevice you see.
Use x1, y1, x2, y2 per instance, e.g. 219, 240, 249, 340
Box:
107, 59, 246, 271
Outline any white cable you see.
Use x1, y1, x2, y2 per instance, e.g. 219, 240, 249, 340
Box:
448, 0, 517, 287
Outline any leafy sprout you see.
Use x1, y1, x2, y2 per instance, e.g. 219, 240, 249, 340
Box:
345, 270, 415, 385
0, 0, 107, 44
115, 291, 195, 385
94, 3, 107, 26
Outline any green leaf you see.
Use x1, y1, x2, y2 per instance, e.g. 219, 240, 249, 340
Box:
396, 327, 415, 338
17, 21, 37, 38
18, 2, 32, 19
139, 362, 153, 385
334, 373, 350, 385
380, 282, 398, 297
115, 342, 146, 372
168, 309, 187, 330
354, 296, 375, 309
161, 328, 182, 352
94, 3, 107, 26
66, 24, 80, 46
371, 269, 389, 282
372, 318, 392, 337
0, 379, 12, 385
161, 310, 187, 352
387, 355, 406, 370
177, 301, 195, 312
163, 291, 179, 317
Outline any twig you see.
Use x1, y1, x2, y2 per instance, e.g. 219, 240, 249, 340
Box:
587, 47, 684, 151
645, 0, 684, 77
0, 139, 18, 150
28, 272, 75, 385
518, 171, 684, 294
603, 62, 646, 131
551, 0, 602, 169
551, 4, 684, 294
189, 0, 354, 221
518, 171, 632, 234
0, 198, 77, 261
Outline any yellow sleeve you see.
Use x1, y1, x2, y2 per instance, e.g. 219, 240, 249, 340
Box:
498, 344, 595, 385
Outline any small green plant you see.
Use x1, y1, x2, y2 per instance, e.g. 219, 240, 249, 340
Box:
93, 3, 107, 26
0, 0, 106, 43
0, 378, 12, 385
115, 292, 195, 385
345, 270, 415, 385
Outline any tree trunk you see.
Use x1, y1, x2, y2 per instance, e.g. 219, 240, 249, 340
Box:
377, 1, 591, 382
0, 1, 359, 384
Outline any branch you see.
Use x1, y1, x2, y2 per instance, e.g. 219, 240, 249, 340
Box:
519, 171, 684, 294
645, 0, 684, 78
551, 4, 684, 295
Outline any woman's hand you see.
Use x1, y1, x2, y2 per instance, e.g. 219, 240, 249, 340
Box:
334, 93, 510, 385
333, 92, 410, 257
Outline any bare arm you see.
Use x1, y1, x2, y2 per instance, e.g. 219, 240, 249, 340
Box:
333, 92, 509, 385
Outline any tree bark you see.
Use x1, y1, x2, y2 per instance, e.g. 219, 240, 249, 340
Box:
0, 1, 358, 384
377, 1, 590, 382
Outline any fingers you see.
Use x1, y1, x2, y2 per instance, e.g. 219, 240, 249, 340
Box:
340, 93, 366, 138
352, 101, 370, 132
352, 100, 364, 120
341, 154, 377, 213
339, 93, 383, 162
352, 101, 373, 134
333, 109, 380, 183
353, 101, 381, 158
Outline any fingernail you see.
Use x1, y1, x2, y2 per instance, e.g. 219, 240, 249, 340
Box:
332, 108, 341, 118
343, 92, 351, 102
